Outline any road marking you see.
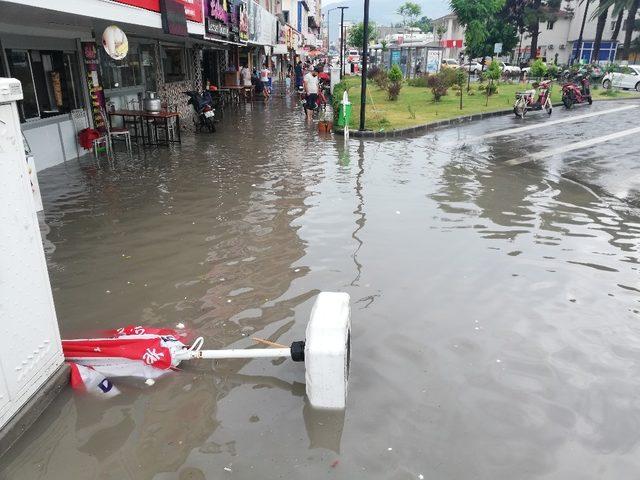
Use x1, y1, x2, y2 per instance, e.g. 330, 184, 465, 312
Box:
473, 104, 638, 141
505, 125, 640, 166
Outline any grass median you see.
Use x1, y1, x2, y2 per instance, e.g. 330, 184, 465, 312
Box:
336, 76, 638, 132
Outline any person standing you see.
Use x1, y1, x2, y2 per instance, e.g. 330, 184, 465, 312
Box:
303, 68, 319, 120
260, 63, 271, 99
240, 63, 252, 87
294, 61, 303, 90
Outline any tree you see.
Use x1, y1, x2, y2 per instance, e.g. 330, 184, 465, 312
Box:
450, 0, 515, 61
414, 16, 433, 32
588, 0, 639, 60
621, 0, 640, 59
435, 23, 447, 42
397, 2, 422, 28
591, 0, 609, 62
347, 22, 378, 48
523, 0, 562, 61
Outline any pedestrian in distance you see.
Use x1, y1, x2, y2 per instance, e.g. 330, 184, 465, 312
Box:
303, 68, 319, 121
240, 64, 252, 87
260, 63, 271, 99
294, 61, 303, 90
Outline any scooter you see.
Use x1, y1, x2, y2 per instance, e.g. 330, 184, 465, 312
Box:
561, 73, 592, 109
184, 91, 216, 133
513, 80, 553, 118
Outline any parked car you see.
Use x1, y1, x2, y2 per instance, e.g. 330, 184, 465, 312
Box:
460, 61, 483, 74
500, 61, 521, 75
441, 58, 460, 69
602, 65, 640, 91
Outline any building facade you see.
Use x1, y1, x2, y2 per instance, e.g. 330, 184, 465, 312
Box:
1, 0, 318, 172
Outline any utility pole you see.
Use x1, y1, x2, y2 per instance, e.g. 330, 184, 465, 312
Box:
338, 6, 348, 79
572, 0, 590, 65
359, 0, 370, 131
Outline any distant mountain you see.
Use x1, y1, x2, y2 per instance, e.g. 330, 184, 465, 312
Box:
322, 0, 451, 43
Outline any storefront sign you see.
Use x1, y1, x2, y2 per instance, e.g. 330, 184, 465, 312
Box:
206, 18, 229, 37
238, 1, 249, 41
161, 0, 188, 36
81, 42, 106, 130
228, 0, 241, 43
111, 0, 203, 23
102, 25, 129, 60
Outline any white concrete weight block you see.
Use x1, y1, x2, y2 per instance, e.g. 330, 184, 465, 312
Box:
305, 292, 351, 409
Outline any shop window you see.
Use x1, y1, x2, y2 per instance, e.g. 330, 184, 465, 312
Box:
6, 50, 39, 121
100, 47, 142, 90
162, 46, 188, 83
6, 49, 81, 122
140, 44, 157, 92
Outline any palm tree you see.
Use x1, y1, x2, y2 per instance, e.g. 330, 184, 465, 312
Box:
591, 0, 610, 61
591, 0, 640, 60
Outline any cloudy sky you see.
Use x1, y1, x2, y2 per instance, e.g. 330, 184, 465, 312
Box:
321, 0, 451, 42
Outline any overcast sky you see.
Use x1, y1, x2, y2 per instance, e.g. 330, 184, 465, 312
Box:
322, 0, 451, 24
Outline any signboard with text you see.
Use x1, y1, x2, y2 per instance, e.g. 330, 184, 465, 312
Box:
112, 0, 203, 23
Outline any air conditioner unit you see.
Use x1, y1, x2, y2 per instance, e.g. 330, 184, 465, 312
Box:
559, 44, 566, 49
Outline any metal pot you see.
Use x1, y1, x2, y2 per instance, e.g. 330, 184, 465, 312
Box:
143, 92, 162, 113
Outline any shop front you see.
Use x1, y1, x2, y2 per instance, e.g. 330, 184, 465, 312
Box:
1, 18, 91, 171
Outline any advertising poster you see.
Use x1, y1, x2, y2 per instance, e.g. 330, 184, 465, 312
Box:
427, 49, 442, 73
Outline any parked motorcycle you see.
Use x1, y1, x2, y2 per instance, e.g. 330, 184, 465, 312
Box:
184, 91, 216, 133
513, 80, 553, 118
561, 73, 592, 109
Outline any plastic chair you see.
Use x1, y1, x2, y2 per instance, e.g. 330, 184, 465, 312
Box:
70, 109, 110, 158
101, 107, 132, 154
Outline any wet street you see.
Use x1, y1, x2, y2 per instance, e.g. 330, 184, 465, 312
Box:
2, 98, 640, 480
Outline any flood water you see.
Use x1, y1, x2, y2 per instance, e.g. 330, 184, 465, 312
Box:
2, 98, 640, 480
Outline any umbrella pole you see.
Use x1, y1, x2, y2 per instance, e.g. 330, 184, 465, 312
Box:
184, 348, 292, 360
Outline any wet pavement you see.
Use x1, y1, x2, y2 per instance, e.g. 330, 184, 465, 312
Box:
2, 98, 640, 480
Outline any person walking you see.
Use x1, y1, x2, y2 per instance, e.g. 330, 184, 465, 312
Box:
260, 63, 271, 99
303, 68, 319, 120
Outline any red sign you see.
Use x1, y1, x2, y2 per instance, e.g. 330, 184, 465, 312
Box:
113, 0, 203, 23
441, 39, 464, 48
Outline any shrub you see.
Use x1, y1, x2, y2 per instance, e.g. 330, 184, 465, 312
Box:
367, 65, 381, 80
530, 59, 548, 79
374, 69, 389, 89
439, 67, 458, 88
387, 81, 402, 101
547, 64, 559, 79
388, 64, 403, 83
485, 83, 498, 95
426, 74, 448, 101
408, 74, 429, 87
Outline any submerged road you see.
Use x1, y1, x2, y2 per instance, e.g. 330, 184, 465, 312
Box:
2, 98, 640, 480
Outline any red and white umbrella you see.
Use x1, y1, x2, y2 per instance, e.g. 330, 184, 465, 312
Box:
62, 292, 352, 409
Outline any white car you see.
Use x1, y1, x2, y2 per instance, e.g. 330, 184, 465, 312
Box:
499, 61, 521, 75
602, 65, 640, 91
460, 61, 483, 74
441, 58, 460, 69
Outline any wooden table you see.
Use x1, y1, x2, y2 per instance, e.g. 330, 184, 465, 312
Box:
219, 85, 251, 104
109, 109, 181, 146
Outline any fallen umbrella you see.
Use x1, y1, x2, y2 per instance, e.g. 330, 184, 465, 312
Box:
63, 292, 351, 409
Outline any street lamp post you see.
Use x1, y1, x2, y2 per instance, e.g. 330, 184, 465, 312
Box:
359, 0, 370, 131
337, 6, 349, 79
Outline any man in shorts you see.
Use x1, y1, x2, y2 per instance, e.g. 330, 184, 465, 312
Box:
303, 69, 319, 120
260, 63, 271, 99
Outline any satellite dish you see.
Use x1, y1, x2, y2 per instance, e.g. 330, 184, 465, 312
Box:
102, 25, 128, 60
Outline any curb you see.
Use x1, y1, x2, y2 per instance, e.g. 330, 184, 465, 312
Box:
335, 96, 639, 139
0, 364, 69, 458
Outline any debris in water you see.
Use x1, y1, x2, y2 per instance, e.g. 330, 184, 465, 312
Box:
176, 323, 185, 329
223, 466, 232, 472
145, 379, 155, 386
105, 290, 111, 294
387, 447, 393, 451
418, 475, 424, 479
396, 211, 401, 215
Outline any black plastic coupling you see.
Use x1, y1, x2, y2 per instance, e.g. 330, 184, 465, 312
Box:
290, 341, 305, 362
